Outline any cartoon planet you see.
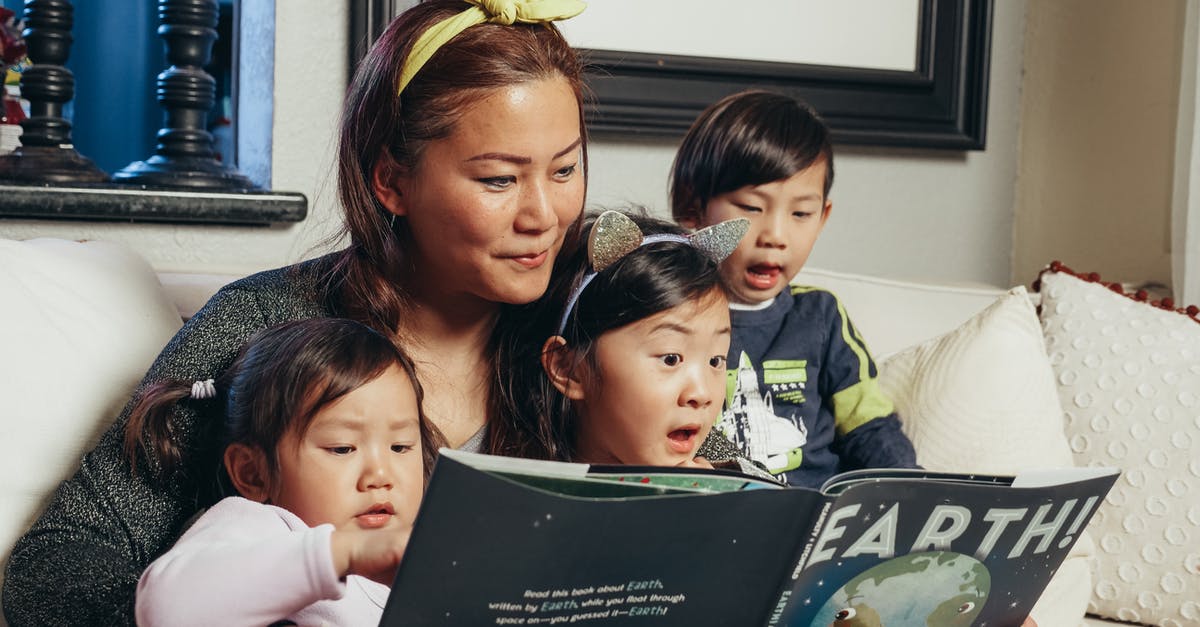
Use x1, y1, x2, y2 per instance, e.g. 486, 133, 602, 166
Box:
811, 551, 990, 627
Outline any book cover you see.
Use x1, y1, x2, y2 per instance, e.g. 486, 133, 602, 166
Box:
381, 450, 1118, 627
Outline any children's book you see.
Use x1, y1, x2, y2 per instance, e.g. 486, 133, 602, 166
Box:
380, 449, 1118, 627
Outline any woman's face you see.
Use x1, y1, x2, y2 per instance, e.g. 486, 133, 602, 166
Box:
387, 77, 585, 307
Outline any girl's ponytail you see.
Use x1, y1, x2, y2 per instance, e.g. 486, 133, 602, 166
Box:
123, 379, 219, 477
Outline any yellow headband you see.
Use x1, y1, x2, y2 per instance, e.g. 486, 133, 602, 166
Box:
398, 0, 587, 95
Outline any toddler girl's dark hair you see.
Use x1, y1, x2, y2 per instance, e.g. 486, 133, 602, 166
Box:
670, 90, 835, 225
498, 209, 727, 461
124, 318, 444, 486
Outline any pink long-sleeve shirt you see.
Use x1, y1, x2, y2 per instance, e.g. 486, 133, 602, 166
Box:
135, 496, 389, 626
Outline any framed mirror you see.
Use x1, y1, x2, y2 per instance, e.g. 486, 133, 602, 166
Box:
349, 0, 993, 150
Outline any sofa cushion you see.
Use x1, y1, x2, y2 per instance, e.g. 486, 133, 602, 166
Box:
794, 267, 1005, 360
1038, 267, 1200, 626
0, 238, 183, 607
876, 286, 1093, 627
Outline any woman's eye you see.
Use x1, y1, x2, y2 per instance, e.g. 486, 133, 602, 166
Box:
480, 176, 515, 190
554, 164, 577, 179
660, 354, 682, 367
709, 355, 727, 368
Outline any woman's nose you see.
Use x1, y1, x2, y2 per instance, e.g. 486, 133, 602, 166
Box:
515, 179, 556, 233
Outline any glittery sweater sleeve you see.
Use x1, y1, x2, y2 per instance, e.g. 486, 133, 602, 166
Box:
1, 261, 330, 627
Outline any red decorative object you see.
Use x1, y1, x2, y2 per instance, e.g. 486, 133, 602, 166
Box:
1, 6, 27, 126
1034, 261, 1200, 325
0, 8, 26, 66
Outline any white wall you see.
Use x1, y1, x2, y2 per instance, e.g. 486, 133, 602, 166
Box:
1175, 0, 1200, 305
1012, 0, 1182, 290
0, 0, 1025, 288
588, 0, 1026, 288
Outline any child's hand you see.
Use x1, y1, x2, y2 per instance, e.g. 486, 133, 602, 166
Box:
1021, 618, 1038, 627
677, 456, 714, 469
330, 519, 412, 586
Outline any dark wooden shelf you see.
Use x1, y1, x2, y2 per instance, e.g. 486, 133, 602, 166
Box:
0, 183, 307, 225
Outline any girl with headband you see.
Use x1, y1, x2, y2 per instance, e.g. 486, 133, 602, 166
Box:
4, 2, 588, 624
503, 209, 770, 476
130, 319, 438, 625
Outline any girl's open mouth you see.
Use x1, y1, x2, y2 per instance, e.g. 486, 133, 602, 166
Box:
667, 426, 700, 454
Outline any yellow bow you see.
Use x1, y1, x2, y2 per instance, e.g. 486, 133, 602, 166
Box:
398, 0, 587, 95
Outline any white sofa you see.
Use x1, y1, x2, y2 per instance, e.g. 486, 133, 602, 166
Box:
3, 238, 1197, 626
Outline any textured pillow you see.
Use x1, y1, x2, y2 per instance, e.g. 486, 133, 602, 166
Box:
1038, 267, 1200, 626
877, 286, 1093, 627
0, 238, 183, 609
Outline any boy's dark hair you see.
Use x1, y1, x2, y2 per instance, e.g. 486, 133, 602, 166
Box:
670, 90, 834, 224
497, 209, 727, 461
125, 318, 445, 486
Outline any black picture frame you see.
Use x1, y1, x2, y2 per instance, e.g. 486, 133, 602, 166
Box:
349, 0, 993, 150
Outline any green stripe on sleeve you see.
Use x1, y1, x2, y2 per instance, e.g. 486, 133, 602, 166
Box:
832, 294, 872, 382
831, 378, 895, 435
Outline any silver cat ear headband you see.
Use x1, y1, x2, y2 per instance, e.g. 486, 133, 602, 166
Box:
555, 211, 749, 335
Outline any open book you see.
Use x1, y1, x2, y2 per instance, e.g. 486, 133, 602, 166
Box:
381, 449, 1118, 627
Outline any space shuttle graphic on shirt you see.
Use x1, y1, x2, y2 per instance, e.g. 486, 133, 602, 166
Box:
716, 352, 807, 475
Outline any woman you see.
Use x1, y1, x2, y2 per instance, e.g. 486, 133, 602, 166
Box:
1, 1, 587, 624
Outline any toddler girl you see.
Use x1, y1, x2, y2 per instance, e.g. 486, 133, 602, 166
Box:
125, 318, 441, 626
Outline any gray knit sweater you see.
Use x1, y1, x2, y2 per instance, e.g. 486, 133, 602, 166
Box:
2, 256, 333, 626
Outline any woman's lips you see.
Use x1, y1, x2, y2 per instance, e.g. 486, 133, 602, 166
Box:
509, 250, 549, 269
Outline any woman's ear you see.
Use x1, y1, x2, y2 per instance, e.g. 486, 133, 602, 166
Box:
541, 336, 586, 400
224, 443, 271, 503
372, 154, 409, 218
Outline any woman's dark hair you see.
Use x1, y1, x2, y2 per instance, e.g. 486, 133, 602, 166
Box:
670, 90, 834, 225
497, 209, 727, 460
124, 318, 445, 486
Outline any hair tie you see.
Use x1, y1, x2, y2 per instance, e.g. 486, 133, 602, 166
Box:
398, 0, 587, 95
556, 211, 749, 335
190, 379, 217, 400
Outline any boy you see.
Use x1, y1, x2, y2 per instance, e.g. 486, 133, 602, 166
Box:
671, 90, 918, 487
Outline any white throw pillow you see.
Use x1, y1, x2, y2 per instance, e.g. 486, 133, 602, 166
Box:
1038, 269, 1200, 626
877, 286, 1093, 627
0, 238, 182, 611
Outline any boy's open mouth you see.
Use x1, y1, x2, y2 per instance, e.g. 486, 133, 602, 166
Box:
746, 264, 782, 290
